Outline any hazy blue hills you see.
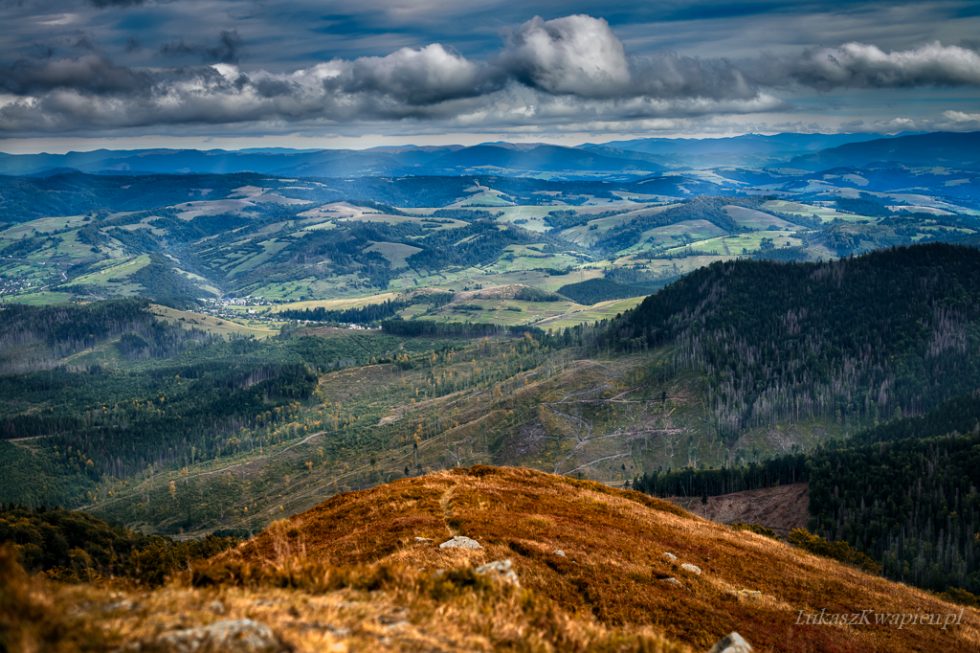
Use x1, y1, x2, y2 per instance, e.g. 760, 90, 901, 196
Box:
790, 132, 980, 170
421, 143, 663, 176
0, 143, 659, 180
0, 148, 447, 178
10, 131, 980, 179
584, 132, 889, 168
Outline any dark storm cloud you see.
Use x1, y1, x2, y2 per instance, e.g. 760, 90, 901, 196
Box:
1, 6, 979, 137
160, 40, 199, 57
89, 0, 147, 7
160, 30, 242, 64
0, 55, 152, 95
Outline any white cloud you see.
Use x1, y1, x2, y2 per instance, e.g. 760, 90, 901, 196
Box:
2, 13, 980, 136
348, 43, 485, 104
935, 109, 980, 131
789, 42, 980, 88
503, 15, 631, 97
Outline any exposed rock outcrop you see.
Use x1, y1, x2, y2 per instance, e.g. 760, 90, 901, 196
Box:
708, 631, 752, 653
136, 619, 286, 653
439, 535, 482, 550
475, 558, 519, 586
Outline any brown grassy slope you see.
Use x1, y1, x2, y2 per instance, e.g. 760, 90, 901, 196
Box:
669, 483, 809, 537
206, 466, 979, 653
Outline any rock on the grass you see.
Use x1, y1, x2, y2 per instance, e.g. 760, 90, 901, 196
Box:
680, 562, 702, 575
708, 631, 752, 653
475, 558, 519, 586
439, 535, 482, 550
140, 619, 285, 653
663, 552, 678, 562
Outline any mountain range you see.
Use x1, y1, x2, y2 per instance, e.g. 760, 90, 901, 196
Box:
4, 132, 978, 179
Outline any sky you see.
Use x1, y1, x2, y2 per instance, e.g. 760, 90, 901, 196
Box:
1, 0, 979, 152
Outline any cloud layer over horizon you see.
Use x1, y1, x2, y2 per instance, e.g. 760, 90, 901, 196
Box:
1, 2, 979, 144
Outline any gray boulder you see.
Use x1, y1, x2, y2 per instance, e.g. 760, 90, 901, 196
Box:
707, 631, 752, 653
142, 619, 285, 653
680, 562, 702, 575
439, 535, 482, 550
475, 558, 519, 586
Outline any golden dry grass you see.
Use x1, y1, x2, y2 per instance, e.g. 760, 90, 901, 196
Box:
150, 304, 280, 338
202, 466, 979, 652
8, 466, 979, 652
265, 292, 400, 314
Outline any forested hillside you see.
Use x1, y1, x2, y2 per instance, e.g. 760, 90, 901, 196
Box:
601, 244, 980, 439
850, 391, 980, 445
616, 247, 980, 597
0, 301, 476, 510
0, 299, 214, 373
810, 431, 980, 594
807, 392, 980, 595
4, 244, 980, 547
633, 390, 980, 598
631, 455, 808, 498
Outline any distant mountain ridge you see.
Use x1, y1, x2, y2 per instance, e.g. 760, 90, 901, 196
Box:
9, 131, 980, 178
584, 132, 890, 168
0, 143, 661, 180
789, 131, 980, 170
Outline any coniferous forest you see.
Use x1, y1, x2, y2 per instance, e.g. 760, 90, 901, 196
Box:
602, 244, 980, 440
610, 245, 980, 598
633, 390, 980, 596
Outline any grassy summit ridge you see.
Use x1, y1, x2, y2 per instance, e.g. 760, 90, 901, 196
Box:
177, 465, 978, 652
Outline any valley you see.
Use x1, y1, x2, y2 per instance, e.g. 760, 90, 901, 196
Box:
6, 1, 980, 648
2, 131, 980, 651
3, 244, 979, 551
2, 134, 979, 330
